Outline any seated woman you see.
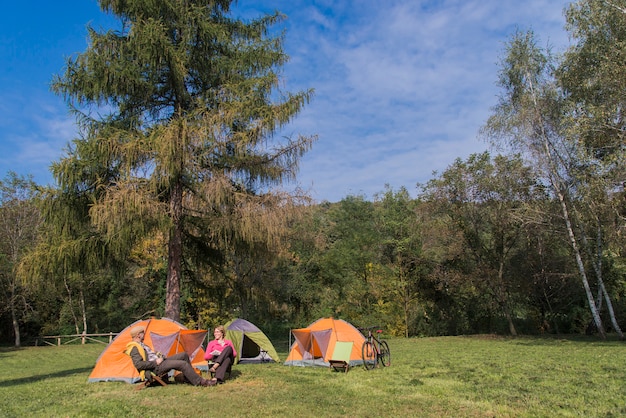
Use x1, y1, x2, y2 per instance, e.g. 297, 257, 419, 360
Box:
204, 325, 237, 384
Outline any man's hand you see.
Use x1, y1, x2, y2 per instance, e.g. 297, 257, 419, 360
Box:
156, 357, 163, 366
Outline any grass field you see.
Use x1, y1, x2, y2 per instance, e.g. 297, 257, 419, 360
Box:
0, 335, 624, 417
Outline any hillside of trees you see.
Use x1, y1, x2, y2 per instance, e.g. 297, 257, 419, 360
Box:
1, 0, 625, 345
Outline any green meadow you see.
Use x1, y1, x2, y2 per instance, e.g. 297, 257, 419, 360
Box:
1, 335, 624, 417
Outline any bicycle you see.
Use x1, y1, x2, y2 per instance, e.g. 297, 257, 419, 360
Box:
360, 326, 391, 370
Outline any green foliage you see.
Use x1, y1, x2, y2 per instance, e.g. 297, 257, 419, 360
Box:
419, 153, 548, 336
50, 0, 315, 321
0, 172, 41, 346
481, 3, 626, 338
5, 1, 626, 343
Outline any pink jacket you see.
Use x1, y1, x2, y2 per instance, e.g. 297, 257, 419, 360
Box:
204, 339, 237, 360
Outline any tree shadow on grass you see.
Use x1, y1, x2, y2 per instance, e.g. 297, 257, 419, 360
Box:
0, 367, 93, 387
0, 346, 26, 355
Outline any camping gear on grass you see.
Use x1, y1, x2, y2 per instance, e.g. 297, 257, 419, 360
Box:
328, 341, 354, 372
284, 317, 366, 368
88, 317, 207, 383
224, 318, 280, 364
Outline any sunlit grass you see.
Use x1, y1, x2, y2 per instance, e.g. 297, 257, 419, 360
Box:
1, 335, 624, 417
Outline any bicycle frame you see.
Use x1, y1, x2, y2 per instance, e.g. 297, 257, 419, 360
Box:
360, 327, 391, 370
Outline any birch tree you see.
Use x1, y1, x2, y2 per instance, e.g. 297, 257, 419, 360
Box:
482, 30, 623, 338
560, 0, 626, 338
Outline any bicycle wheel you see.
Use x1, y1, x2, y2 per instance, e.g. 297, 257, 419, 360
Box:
378, 340, 391, 367
361, 340, 377, 370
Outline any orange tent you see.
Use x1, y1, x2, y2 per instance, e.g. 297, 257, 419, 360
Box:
88, 318, 207, 383
284, 317, 366, 367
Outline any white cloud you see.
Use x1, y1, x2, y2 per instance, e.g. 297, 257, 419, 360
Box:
0, 0, 572, 201
275, 0, 572, 201
0, 91, 71, 185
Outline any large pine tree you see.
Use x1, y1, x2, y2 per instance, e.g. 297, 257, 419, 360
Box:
52, 0, 314, 321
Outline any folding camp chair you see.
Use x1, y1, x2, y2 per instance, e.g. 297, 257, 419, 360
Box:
329, 341, 353, 373
124, 346, 169, 390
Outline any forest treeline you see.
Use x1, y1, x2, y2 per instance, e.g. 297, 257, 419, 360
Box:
1, 0, 625, 345
2, 150, 624, 345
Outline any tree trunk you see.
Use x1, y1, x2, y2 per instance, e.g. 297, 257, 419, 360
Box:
526, 71, 606, 339
80, 287, 88, 334
165, 180, 183, 321
555, 189, 605, 338
498, 260, 517, 336
499, 290, 517, 336
598, 280, 623, 339
587, 225, 623, 339
504, 309, 517, 336
400, 269, 410, 338
64, 277, 80, 334
11, 297, 21, 347
403, 285, 410, 339
579, 220, 624, 338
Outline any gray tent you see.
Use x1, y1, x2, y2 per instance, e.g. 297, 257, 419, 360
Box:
224, 318, 280, 364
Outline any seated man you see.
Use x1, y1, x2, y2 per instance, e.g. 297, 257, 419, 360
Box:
126, 325, 214, 387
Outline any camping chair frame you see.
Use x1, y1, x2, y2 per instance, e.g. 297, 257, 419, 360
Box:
207, 360, 232, 379
136, 370, 169, 390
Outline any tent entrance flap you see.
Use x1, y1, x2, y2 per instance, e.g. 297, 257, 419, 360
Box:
290, 328, 332, 360
291, 329, 313, 359
310, 329, 332, 359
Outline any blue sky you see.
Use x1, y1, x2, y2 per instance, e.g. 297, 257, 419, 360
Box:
0, 1, 571, 202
